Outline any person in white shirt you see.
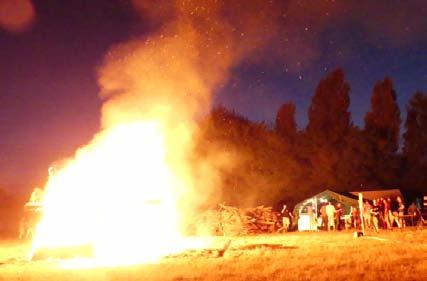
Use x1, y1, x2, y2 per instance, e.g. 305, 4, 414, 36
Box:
325, 202, 336, 231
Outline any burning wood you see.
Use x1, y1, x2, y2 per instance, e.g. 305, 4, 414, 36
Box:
31, 244, 94, 261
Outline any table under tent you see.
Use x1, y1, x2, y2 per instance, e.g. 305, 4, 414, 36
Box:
293, 189, 359, 231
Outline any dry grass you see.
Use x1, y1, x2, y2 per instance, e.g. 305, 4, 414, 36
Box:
0, 229, 426, 281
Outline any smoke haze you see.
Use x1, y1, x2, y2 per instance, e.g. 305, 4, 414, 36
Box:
96, 0, 427, 210
95, 0, 287, 211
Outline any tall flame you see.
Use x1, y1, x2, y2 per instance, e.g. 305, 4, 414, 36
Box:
30, 118, 208, 265
30, 0, 270, 265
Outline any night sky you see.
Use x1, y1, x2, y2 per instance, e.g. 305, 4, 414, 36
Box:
0, 0, 426, 189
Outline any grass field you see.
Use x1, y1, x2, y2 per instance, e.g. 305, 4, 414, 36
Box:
0, 229, 426, 281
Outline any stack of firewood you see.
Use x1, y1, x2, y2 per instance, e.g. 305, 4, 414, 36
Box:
242, 205, 281, 234
218, 203, 246, 235
217, 203, 281, 235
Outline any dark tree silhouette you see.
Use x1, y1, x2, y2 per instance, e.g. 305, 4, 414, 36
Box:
364, 77, 401, 186
364, 77, 401, 154
402, 91, 427, 191
191, 72, 425, 210
307, 68, 351, 145
335, 127, 374, 188
275, 102, 297, 141
403, 91, 427, 160
196, 106, 300, 207
301, 69, 353, 191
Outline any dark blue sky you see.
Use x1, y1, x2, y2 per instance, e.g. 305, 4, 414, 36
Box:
0, 0, 426, 189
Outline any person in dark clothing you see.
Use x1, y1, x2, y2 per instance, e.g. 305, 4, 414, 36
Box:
280, 204, 293, 232
383, 197, 392, 229
370, 199, 380, 232
408, 202, 421, 226
377, 198, 385, 229
350, 206, 360, 229
320, 203, 328, 230
335, 203, 344, 230
390, 197, 401, 229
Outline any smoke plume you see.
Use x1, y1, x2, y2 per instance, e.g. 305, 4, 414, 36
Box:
96, 0, 285, 212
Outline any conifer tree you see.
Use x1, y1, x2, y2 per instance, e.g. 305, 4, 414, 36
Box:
402, 91, 427, 190
364, 77, 401, 154
403, 91, 427, 160
307, 68, 351, 145
302, 69, 353, 190
363, 77, 401, 186
275, 102, 297, 141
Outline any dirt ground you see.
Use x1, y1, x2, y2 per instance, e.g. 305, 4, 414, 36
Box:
0, 229, 426, 281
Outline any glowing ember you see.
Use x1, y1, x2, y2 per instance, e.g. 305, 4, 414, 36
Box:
30, 120, 209, 266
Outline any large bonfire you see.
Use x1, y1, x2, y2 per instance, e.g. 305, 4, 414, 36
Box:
30, 118, 208, 266
28, 0, 272, 266
29, 24, 222, 268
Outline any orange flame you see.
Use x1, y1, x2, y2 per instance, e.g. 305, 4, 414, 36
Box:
30, 1, 244, 266
31, 120, 209, 266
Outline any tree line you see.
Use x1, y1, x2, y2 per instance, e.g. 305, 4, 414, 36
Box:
196, 69, 426, 208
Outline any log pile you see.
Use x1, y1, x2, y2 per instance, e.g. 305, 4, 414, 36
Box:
218, 204, 281, 235
218, 204, 245, 235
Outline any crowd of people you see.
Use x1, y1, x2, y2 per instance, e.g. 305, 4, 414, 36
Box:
319, 202, 345, 231
279, 196, 423, 232
356, 196, 422, 232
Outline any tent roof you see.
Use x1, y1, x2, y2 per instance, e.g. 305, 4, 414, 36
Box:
293, 189, 359, 213
350, 189, 402, 201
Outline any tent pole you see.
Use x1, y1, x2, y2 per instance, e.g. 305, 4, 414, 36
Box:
358, 193, 365, 236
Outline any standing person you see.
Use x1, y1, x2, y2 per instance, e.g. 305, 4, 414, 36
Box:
320, 203, 328, 230
19, 212, 32, 240
335, 203, 344, 230
307, 205, 317, 231
397, 196, 406, 228
325, 202, 336, 231
377, 198, 385, 229
408, 202, 421, 226
390, 197, 401, 229
280, 204, 293, 232
415, 198, 422, 210
363, 200, 372, 229
350, 206, 359, 229
383, 198, 392, 229
370, 199, 380, 232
